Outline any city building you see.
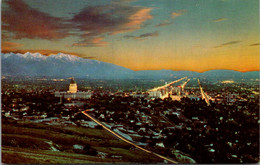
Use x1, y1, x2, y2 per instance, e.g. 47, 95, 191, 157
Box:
55, 78, 92, 100
148, 91, 162, 98
68, 78, 77, 93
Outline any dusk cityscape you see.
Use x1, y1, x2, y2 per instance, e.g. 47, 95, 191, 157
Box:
1, 0, 259, 164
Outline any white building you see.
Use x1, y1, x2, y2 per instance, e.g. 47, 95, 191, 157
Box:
68, 78, 77, 93
55, 78, 92, 100
148, 91, 162, 98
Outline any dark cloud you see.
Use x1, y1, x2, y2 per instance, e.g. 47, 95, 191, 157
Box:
155, 21, 172, 27
249, 43, 259, 46
123, 31, 159, 40
70, 4, 153, 46
123, 35, 135, 39
2, 0, 153, 47
112, 0, 138, 4
138, 31, 159, 38
214, 40, 242, 48
2, 0, 71, 40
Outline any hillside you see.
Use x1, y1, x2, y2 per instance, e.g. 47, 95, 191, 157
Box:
2, 118, 163, 164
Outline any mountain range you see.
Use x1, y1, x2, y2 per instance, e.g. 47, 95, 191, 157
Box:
1, 52, 259, 80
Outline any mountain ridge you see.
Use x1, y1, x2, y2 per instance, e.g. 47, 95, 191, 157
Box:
1, 52, 259, 79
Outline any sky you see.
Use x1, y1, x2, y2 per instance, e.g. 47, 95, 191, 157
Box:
1, 0, 259, 72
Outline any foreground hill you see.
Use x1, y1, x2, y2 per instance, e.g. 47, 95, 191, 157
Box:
2, 118, 163, 164
1, 52, 259, 80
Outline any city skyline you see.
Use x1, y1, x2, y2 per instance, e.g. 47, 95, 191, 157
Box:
2, 0, 259, 72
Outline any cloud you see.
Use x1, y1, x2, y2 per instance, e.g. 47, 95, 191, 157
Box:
212, 18, 227, 22
171, 10, 187, 19
1, 32, 12, 41
155, 20, 172, 27
112, 0, 138, 4
123, 35, 135, 39
137, 31, 159, 39
2, 1, 153, 47
120, 8, 153, 33
2, 0, 70, 40
249, 43, 259, 46
123, 31, 159, 40
72, 37, 109, 47
2, 41, 23, 51
70, 4, 153, 46
214, 40, 242, 48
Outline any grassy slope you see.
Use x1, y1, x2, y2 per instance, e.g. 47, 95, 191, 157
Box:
2, 119, 163, 164
2, 146, 103, 164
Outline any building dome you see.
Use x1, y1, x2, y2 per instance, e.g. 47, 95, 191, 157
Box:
70, 78, 76, 84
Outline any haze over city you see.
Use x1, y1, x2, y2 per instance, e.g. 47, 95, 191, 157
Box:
2, 0, 259, 72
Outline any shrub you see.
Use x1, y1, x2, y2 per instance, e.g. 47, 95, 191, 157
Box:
83, 144, 97, 156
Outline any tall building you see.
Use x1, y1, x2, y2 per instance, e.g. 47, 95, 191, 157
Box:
68, 78, 77, 93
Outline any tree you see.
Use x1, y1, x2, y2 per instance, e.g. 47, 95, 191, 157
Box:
83, 144, 97, 156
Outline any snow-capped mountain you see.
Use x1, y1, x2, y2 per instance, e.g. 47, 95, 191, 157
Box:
1, 52, 134, 79
2, 52, 82, 61
48, 53, 82, 62
1, 52, 259, 80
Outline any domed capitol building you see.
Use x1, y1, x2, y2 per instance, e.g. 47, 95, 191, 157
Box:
68, 78, 77, 93
55, 78, 92, 99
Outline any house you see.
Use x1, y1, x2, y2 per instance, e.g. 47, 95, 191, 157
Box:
99, 114, 105, 119
141, 115, 148, 121
139, 127, 146, 132
156, 142, 165, 148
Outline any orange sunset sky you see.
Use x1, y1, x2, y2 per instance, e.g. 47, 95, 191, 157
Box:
2, 0, 259, 72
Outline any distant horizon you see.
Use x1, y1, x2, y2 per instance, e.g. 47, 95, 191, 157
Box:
2, 0, 259, 72
2, 51, 259, 73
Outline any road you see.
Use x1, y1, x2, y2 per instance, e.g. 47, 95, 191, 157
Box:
82, 110, 178, 164
149, 77, 187, 99
198, 79, 210, 106
148, 77, 187, 92
181, 79, 190, 91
